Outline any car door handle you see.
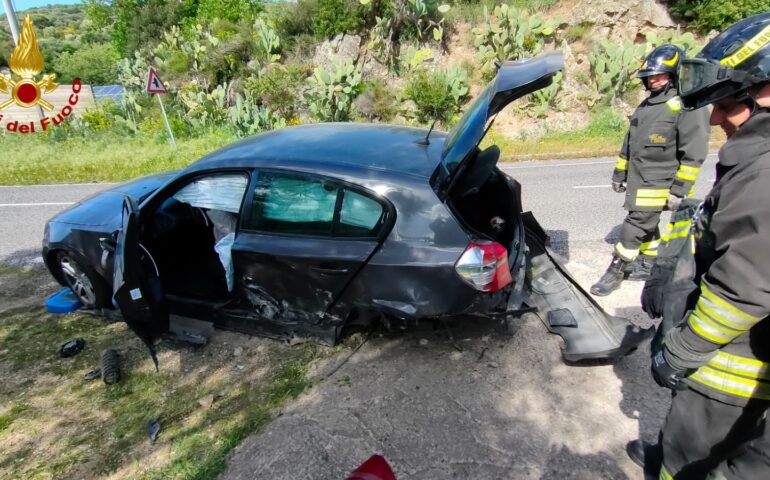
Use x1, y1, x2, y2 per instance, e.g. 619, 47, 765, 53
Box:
311, 266, 349, 275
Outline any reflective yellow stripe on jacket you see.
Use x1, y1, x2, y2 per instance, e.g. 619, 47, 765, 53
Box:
660, 465, 673, 480
614, 157, 628, 171
675, 164, 700, 182
690, 352, 770, 401
635, 188, 669, 208
688, 283, 762, 344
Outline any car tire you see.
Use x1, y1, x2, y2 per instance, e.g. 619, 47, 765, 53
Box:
55, 251, 110, 309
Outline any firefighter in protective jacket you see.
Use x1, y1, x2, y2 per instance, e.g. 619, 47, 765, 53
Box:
626, 12, 770, 479
590, 44, 710, 296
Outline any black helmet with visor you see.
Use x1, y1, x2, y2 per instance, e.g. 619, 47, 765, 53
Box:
679, 12, 770, 110
638, 44, 683, 83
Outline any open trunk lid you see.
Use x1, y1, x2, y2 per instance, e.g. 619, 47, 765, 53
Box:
434, 52, 564, 199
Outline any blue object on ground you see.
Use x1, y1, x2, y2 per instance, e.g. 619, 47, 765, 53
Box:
45, 289, 83, 314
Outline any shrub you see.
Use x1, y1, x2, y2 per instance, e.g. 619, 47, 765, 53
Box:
665, 0, 768, 33
405, 65, 468, 125
53, 43, 120, 84
196, 0, 263, 23
246, 63, 311, 121
313, 0, 367, 38
354, 78, 400, 121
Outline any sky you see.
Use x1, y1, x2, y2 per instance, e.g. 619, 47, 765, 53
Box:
2, 0, 82, 14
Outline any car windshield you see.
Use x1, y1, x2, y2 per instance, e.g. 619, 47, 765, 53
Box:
441, 82, 493, 173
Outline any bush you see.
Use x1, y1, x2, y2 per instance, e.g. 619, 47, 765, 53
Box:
354, 78, 400, 121
405, 65, 468, 125
53, 43, 120, 84
246, 62, 311, 121
665, 0, 768, 32
196, 0, 263, 23
313, 0, 366, 38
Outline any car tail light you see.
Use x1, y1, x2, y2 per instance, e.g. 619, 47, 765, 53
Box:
455, 241, 513, 292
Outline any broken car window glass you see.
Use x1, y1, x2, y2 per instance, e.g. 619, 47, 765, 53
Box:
251, 173, 338, 236
173, 175, 249, 214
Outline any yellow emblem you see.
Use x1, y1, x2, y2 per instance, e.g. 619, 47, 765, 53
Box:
662, 51, 679, 67
0, 15, 59, 111
649, 134, 667, 144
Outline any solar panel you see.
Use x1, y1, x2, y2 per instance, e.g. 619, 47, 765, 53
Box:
92, 85, 126, 104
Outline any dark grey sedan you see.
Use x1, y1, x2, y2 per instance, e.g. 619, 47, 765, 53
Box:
43, 53, 651, 364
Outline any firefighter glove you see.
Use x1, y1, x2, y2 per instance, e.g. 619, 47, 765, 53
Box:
651, 350, 688, 390
641, 257, 676, 319
667, 194, 683, 211
612, 181, 627, 193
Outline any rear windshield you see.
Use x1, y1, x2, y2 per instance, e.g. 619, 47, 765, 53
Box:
441, 83, 492, 173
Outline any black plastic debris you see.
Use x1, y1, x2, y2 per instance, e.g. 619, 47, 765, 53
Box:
101, 349, 120, 385
60, 339, 85, 358
148, 418, 161, 444
84, 368, 101, 381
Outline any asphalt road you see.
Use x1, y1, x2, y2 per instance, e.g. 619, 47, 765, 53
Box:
0, 154, 718, 265
0, 182, 115, 264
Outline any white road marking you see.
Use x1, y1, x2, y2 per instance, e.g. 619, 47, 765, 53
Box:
573, 184, 611, 189
501, 160, 614, 170
0, 202, 74, 207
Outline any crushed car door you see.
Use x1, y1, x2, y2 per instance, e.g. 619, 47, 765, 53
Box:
113, 196, 169, 368
230, 170, 388, 339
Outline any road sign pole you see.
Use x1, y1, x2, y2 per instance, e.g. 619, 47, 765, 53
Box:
2, 0, 20, 44
156, 93, 176, 148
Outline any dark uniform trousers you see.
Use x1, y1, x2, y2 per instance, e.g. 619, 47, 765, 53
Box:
656, 112, 770, 480
660, 388, 769, 479
612, 88, 709, 262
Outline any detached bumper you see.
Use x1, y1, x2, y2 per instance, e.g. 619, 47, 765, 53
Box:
520, 212, 653, 362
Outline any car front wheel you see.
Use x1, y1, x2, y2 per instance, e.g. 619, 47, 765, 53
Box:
56, 251, 110, 309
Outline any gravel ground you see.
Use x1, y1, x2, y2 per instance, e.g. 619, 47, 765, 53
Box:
221, 241, 670, 480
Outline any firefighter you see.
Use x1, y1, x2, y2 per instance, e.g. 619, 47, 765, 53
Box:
590, 44, 710, 296
627, 12, 770, 479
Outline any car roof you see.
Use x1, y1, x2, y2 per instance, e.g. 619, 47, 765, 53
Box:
189, 123, 448, 180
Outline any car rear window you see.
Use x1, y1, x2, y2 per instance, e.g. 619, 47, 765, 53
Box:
247, 171, 386, 238
338, 190, 384, 237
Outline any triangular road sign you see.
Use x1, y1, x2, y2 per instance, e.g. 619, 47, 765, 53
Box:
147, 67, 167, 94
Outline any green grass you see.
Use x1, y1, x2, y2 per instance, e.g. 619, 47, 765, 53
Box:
0, 131, 236, 185
0, 266, 340, 479
484, 108, 628, 160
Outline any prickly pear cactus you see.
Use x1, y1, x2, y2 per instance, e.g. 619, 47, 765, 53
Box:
472, 5, 560, 76
304, 59, 364, 122
588, 39, 647, 104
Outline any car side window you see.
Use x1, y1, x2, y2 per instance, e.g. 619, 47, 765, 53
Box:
336, 189, 385, 238
250, 172, 338, 236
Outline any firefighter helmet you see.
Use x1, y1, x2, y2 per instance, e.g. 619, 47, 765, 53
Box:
679, 12, 770, 109
638, 44, 683, 81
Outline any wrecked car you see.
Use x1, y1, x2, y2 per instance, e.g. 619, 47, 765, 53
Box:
42, 52, 651, 364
